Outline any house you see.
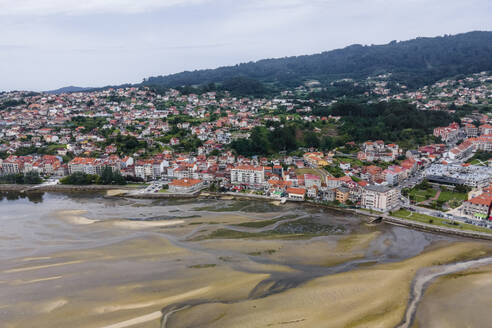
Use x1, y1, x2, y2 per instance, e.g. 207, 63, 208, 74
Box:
462, 192, 492, 220
433, 123, 460, 144
286, 187, 306, 201
306, 186, 318, 198
169, 179, 204, 193
272, 165, 283, 178
170, 137, 180, 146
335, 187, 350, 204
361, 165, 383, 182
326, 176, 342, 188
464, 124, 478, 137
304, 174, 321, 188
321, 188, 336, 202
479, 124, 492, 136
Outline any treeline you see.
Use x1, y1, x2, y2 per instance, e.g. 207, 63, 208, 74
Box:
60, 167, 126, 185
14, 145, 65, 156
0, 99, 25, 110
230, 124, 340, 156
230, 101, 452, 156
70, 116, 107, 133
332, 101, 453, 148
309, 81, 371, 100
104, 134, 147, 155
151, 76, 272, 97
0, 172, 42, 184
467, 151, 492, 163
142, 31, 492, 92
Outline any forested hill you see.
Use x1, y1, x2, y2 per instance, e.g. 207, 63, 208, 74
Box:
143, 31, 492, 91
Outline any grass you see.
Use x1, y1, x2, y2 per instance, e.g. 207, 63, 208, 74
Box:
333, 157, 365, 167
392, 210, 492, 234
295, 168, 323, 179
45, 144, 67, 152
469, 159, 485, 166
126, 183, 149, 187
409, 188, 437, 203
437, 190, 467, 202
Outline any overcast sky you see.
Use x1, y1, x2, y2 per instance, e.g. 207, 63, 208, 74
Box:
1, 0, 491, 91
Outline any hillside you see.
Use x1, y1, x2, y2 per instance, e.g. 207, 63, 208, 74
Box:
142, 31, 492, 91
45, 86, 96, 94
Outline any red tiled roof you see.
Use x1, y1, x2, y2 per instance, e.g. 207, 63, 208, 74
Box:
286, 187, 306, 195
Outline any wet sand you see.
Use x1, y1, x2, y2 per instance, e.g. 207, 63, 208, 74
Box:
1, 193, 491, 328
165, 242, 492, 328
412, 263, 492, 328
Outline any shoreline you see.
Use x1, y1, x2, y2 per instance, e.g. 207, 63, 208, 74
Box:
1, 184, 492, 241
0, 184, 137, 193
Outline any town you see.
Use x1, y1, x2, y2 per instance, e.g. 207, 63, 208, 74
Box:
1, 73, 491, 233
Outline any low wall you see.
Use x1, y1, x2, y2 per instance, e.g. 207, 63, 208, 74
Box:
382, 215, 492, 241
126, 191, 200, 199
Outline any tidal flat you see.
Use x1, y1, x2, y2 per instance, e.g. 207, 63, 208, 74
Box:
0, 191, 491, 328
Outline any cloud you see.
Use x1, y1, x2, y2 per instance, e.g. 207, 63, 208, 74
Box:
0, 0, 208, 16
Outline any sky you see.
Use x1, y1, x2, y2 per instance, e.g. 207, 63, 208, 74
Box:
1, 0, 491, 91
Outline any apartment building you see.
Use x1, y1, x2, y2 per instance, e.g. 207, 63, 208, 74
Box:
230, 165, 265, 186
362, 185, 400, 212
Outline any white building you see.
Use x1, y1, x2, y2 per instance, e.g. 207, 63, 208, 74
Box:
169, 179, 204, 193
362, 185, 400, 212
230, 165, 265, 186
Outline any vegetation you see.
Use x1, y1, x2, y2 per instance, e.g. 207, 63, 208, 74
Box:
70, 116, 107, 133
231, 101, 450, 156
233, 215, 297, 228
142, 32, 492, 92
14, 144, 66, 156
104, 134, 147, 156
0, 172, 42, 184
332, 101, 452, 147
0, 99, 25, 110
188, 264, 217, 269
60, 167, 126, 185
406, 184, 437, 203
466, 151, 492, 165
221, 77, 270, 97
194, 217, 344, 240
230, 125, 298, 156
393, 210, 492, 234
324, 165, 345, 178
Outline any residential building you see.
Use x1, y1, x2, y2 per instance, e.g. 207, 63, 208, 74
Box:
361, 185, 400, 212
230, 165, 265, 186
169, 179, 204, 193
286, 187, 306, 201
462, 192, 492, 220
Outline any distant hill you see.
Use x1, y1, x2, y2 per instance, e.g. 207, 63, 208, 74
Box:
45, 86, 96, 94
142, 31, 492, 91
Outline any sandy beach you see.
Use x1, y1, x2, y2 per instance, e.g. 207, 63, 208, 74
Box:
1, 194, 492, 328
